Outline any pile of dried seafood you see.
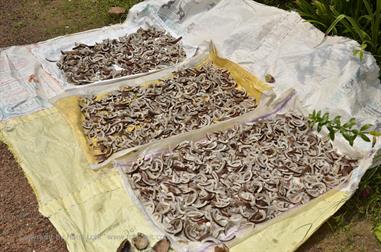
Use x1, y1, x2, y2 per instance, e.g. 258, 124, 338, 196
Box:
57, 27, 186, 85
122, 114, 357, 243
117, 233, 170, 252
80, 64, 257, 162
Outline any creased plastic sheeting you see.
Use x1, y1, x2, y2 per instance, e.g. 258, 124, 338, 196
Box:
0, 46, 52, 120
0, 109, 162, 252
0, 93, 373, 252
126, 0, 381, 128
52, 46, 270, 168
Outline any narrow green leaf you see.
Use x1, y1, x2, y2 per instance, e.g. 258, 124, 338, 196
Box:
369, 131, 381, 137
325, 14, 346, 36
347, 118, 357, 128
360, 124, 372, 131
322, 112, 329, 122
342, 132, 352, 142
353, 49, 360, 58
349, 137, 355, 146
328, 128, 335, 141
372, 136, 377, 148
317, 123, 323, 132
342, 131, 356, 146
334, 116, 341, 127
363, 0, 374, 18
305, 19, 329, 29
359, 133, 371, 142
360, 50, 364, 61
372, 0, 381, 48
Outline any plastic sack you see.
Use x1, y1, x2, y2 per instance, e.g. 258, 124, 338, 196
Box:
51, 44, 270, 168
114, 89, 375, 252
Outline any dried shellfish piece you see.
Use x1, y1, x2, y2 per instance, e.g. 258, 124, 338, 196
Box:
116, 238, 131, 252
132, 232, 149, 250
214, 243, 229, 252
152, 236, 171, 252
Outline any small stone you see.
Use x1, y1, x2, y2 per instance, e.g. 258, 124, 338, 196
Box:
215, 244, 229, 252
265, 74, 275, 83
108, 6, 126, 15
116, 238, 131, 252
152, 237, 170, 252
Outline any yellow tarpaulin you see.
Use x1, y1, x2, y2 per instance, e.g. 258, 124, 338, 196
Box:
0, 106, 352, 252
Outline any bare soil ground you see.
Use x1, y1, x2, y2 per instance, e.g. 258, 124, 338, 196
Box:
0, 1, 380, 251
0, 143, 67, 251
298, 220, 381, 252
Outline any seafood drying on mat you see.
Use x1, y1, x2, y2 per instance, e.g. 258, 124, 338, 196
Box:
122, 114, 357, 243
57, 27, 186, 85
132, 232, 149, 250
152, 237, 171, 252
80, 64, 257, 162
116, 238, 131, 252
116, 233, 170, 252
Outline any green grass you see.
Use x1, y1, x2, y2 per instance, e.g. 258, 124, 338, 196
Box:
295, 0, 381, 68
322, 165, 381, 243
44, 0, 143, 37
348, 165, 381, 223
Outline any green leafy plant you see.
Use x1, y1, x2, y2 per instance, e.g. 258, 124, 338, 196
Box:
309, 110, 381, 146
295, 0, 381, 68
375, 224, 381, 243
353, 42, 367, 61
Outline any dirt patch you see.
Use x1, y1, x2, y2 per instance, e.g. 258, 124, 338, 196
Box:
0, 142, 67, 252
298, 219, 381, 252
0, 0, 130, 47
